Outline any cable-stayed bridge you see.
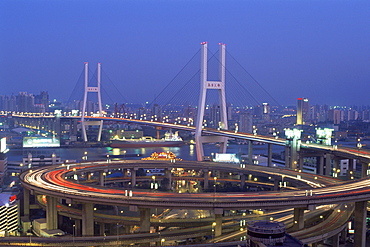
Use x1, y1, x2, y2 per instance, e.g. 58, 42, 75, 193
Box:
4, 43, 370, 245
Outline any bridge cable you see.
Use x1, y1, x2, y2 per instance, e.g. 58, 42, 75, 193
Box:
226, 51, 282, 107
149, 49, 201, 108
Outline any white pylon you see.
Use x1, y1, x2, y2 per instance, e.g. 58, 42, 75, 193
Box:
195, 42, 228, 161
81, 62, 103, 142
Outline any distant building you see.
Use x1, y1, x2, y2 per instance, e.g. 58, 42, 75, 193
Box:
17, 92, 35, 112
296, 98, 309, 125
209, 104, 221, 128
34, 91, 49, 112
239, 112, 253, 133
328, 109, 341, 124
262, 102, 270, 122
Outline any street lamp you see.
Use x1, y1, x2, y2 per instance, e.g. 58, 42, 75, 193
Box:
151, 176, 156, 190
280, 175, 286, 190
320, 215, 324, 240
116, 222, 119, 243
103, 172, 106, 186
72, 224, 75, 246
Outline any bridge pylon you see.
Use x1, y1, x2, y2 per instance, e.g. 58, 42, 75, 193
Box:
195, 42, 228, 161
81, 62, 103, 142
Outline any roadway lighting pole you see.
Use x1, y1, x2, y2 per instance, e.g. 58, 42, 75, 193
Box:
152, 176, 156, 190
103, 172, 106, 186
320, 215, 324, 242
72, 224, 75, 246
116, 222, 119, 243
213, 177, 217, 201
281, 175, 285, 190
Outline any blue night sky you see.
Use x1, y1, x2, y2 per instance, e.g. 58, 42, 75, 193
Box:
1, 0, 370, 107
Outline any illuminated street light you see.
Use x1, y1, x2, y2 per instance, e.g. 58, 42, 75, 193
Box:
151, 176, 157, 190
72, 224, 75, 246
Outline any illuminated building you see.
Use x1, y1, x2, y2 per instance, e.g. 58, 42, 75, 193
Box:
262, 102, 270, 122
296, 98, 309, 125
0, 137, 8, 186
0, 193, 19, 237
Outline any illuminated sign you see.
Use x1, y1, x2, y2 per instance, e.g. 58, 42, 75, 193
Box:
206, 81, 223, 89
23, 137, 60, 148
284, 128, 302, 139
316, 128, 333, 145
214, 153, 239, 163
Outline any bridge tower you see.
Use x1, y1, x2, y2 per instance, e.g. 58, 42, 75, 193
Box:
195, 42, 228, 161
81, 62, 103, 142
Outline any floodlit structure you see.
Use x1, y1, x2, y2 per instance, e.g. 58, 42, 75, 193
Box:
296, 98, 309, 125
285, 128, 302, 169
81, 62, 103, 142
195, 42, 228, 161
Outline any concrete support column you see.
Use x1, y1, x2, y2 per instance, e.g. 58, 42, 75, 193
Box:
292, 207, 305, 231
340, 227, 347, 243
139, 208, 151, 233
23, 188, 30, 216
285, 146, 290, 168
82, 203, 94, 236
333, 158, 340, 176
348, 159, 354, 179
248, 141, 253, 165
46, 196, 58, 230
165, 168, 172, 190
273, 178, 279, 191
203, 169, 209, 190
99, 223, 105, 236
299, 156, 304, 170
354, 201, 367, 247
125, 225, 132, 234
74, 219, 81, 237
99, 171, 104, 186
325, 154, 331, 176
267, 143, 272, 167
240, 173, 245, 191
361, 162, 368, 178
58, 214, 63, 229
318, 156, 324, 175
131, 167, 138, 188
332, 232, 340, 247
214, 208, 223, 237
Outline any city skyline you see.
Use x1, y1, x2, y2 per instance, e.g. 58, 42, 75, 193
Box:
1, 0, 370, 106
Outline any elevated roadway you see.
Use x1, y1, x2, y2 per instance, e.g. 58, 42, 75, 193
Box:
21, 160, 363, 211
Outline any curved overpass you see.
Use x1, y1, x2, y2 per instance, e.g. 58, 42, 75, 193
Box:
20, 160, 370, 210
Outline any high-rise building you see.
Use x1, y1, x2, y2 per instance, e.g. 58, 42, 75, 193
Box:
34, 91, 49, 112
239, 112, 253, 133
296, 98, 309, 125
262, 103, 270, 122
152, 104, 162, 121
328, 109, 341, 124
17, 92, 34, 112
209, 104, 221, 128
0, 194, 18, 237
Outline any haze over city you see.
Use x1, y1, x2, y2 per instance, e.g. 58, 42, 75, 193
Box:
1, 0, 370, 106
